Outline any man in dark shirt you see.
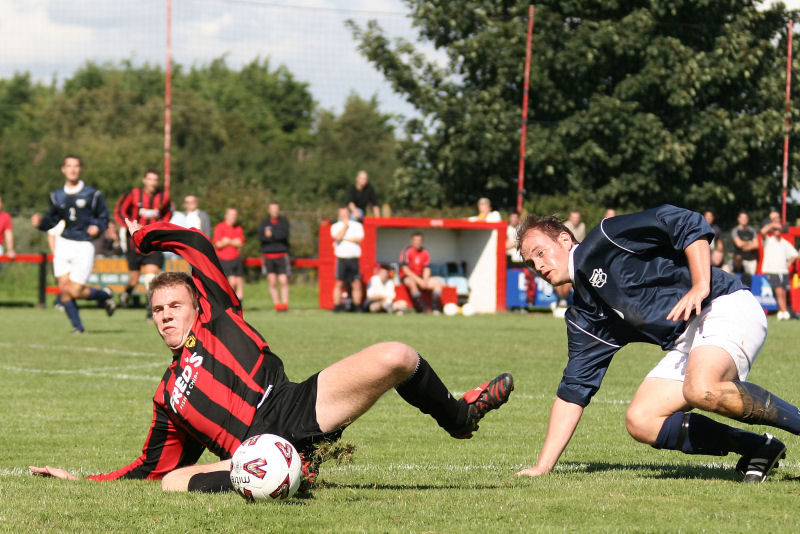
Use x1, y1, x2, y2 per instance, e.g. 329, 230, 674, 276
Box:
30, 219, 514, 493
346, 170, 380, 221
515, 205, 800, 483
258, 202, 291, 311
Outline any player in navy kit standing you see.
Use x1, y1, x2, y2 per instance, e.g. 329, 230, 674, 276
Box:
31, 155, 115, 333
30, 219, 514, 493
516, 205, 800, 483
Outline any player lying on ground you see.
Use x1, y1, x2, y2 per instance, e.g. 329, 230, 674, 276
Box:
30, 219, 514, 493
515, 205, 800, 483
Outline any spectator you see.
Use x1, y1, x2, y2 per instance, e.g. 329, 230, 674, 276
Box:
31, 155, 115, 333
760, 211, 798, 320
604, 208, 617, 218
114, 169, 171, 316
731, 210, 759, 276
258, 202, 291, 312
346, 170, 380, 221
0, 195, 15, 262
469, 198, 501, 222
704, 210, 724, 252
331, 206, 364, 312
563, 210, 586, 243
365, 264, 407, 313
506, 212, 524, 267
213, 208, 245, 304
94, 220, 123, 256
399, 231, 445, 314
182, 195, 211, 237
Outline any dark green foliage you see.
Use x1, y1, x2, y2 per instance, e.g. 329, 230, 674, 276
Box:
350, 0, 800, 222
0, 57, 398, 258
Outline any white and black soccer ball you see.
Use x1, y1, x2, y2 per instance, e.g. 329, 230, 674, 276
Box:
230, 433, 302, 501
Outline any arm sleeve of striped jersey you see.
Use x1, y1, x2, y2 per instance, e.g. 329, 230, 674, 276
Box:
600, 205, 713, 255
133, 222, 241, 319
114, 191, 132, 227
87, 401, 205, 481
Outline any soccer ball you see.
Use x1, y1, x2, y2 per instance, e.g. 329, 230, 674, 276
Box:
461, 303, 476, 316
443, 302, 459, 316
230, 433, 302, 501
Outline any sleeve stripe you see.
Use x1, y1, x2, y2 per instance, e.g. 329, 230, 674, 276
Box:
566, 318, 621, 348
598, 219, 638, 254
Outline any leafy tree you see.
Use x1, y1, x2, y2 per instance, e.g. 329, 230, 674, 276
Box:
350, 1, 800, 222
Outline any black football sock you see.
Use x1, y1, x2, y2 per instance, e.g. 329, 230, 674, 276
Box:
395, 355, 468, 433
733, 381, 800, 434
653, 411, 764, 457
63, 299, 84, 331
431, 291, 442, 312
87, 287, 109, 302
188, 470, 234, 493
411, 292, 425, 313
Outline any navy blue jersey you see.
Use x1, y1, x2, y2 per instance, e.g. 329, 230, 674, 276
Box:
38, 182, 109, 242
559, 205, 746, 407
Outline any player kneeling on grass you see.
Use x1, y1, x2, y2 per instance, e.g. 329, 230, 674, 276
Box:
515, 205, 800, 483
30, 219, 514, 493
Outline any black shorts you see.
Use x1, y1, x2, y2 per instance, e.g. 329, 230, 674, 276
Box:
263, 254, 291, 276
767, 273, 790, 290
126, 238, 164, 271
251, 370, 343, 456
220, 257, 244, 277
335, 257, 361, 283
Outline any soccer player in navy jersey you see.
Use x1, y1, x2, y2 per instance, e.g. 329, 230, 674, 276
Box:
31, 155, 115, 333
30, 218, 514, 493
515, 205, 800, 483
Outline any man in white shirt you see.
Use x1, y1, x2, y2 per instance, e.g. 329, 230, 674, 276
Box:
330, 207, 364, 312
365, 264, 407, 313
760, 211, 799, 320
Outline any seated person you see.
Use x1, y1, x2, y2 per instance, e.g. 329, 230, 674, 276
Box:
468, 198, 501, 222
399, 232, 444, 314
365, 264, 407, 313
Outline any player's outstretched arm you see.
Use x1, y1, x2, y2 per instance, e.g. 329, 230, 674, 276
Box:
516, 397, 584, 477
29, 465, 78, 480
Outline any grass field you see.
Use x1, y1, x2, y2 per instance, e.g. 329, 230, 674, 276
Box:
2, 288, 800, 533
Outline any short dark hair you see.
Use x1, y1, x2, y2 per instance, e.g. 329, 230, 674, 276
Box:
411, 231, 423, 239
145, 168, 160, 177
516, 214, 577, 254
147, 272, 199, 309
63, 154, 82, 165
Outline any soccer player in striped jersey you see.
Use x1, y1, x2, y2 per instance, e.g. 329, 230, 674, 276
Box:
516, 205, 800, 483
30, 219, 514, 493
114, 169, 171, 318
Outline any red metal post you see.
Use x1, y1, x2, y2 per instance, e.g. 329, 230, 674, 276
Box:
516, 6, 535, 214
164, 0, 172, 199
782, 19, 793, 226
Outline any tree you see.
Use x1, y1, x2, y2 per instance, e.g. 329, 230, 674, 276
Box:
350, 1, 799, 221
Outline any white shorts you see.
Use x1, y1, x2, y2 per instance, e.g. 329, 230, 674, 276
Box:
52, 236, 95, 285
646, 290, 767, 382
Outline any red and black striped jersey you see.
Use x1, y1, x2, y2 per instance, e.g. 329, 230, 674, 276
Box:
114, 188, 172, 229
88, 223, 287, 481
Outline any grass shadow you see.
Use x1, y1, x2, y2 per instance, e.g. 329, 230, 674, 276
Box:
562, 461, 738, 481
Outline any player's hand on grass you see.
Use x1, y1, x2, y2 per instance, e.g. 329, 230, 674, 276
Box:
515, 465, 550, 477
29, 465, 78, 480
124, 217, 142, 235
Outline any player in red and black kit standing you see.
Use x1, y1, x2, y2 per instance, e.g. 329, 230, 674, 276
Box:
30, 219, 514, 494
114, 169, 171, 318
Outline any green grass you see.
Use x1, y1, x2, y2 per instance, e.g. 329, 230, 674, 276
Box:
2, 293, 800, 533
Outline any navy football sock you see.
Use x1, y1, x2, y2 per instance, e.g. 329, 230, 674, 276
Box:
653, 411, 764, 457
63, 299, 84, 331
395, 355, 467, 432
734, 381, 800, 435
87, 287, 108, 302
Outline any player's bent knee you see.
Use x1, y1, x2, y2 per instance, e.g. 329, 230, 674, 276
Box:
625, 407, 658, 444
682, 380, 717, 411
371, 342, 418, 377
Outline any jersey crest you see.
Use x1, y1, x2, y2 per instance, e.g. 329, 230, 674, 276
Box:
589, 268, 608, 288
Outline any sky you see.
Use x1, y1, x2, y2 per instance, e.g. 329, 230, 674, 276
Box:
0, 0, 434, 118
1, 1, 799, 119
